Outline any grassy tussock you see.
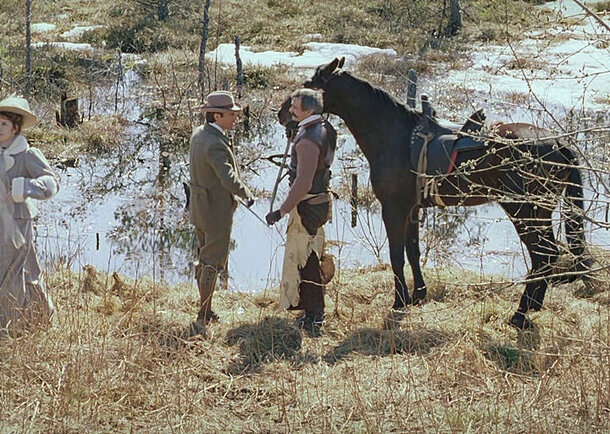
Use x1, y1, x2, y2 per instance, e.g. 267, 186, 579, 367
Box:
1, 252, 608, 431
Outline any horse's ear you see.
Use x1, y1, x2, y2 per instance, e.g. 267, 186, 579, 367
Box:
337, 57, 345, 69
327, 58, 340, 73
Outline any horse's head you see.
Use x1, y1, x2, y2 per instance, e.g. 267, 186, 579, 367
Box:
278, 58, 345, 138
303, 57, 345, 91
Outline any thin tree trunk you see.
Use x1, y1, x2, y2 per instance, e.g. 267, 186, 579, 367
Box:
25, 0, 32, 95
235, 35, 243, 98
438, 0, 446, 37
213, 0, 222, 90
157, 0, 169, 21
445, 0, 461, 37
198, 0, 211, 115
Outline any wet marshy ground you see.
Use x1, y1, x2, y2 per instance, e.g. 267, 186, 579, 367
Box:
34, 6, 610, 293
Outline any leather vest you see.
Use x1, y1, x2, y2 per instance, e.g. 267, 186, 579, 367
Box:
288, 118, 336, 194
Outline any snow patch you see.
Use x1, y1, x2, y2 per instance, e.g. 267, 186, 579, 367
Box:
31, 23, 56, 33
32, 42, 94, 52
61, 25, 104, 39
207, 41, 397, 70
442, 22, 610, 116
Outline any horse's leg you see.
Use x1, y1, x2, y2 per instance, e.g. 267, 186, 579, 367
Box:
502, 203, 558, 329
405, 218, 426, 303
382, 203, 412, 309
529, 220, 559, 310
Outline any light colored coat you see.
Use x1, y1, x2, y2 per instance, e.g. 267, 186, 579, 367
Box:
2, 135, 59, 219
0, 135, 59, 330
189, 123, 251, 232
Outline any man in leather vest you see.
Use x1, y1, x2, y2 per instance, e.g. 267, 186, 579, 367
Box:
189, 91, 254, 325
266, 88, 336, 335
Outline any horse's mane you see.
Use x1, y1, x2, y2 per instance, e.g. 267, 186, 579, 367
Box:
338, 71, 420, 123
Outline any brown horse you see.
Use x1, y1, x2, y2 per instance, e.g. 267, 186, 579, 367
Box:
279, 58, 590, 329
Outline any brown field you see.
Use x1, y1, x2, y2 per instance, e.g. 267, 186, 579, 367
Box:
1, 253, 608, 432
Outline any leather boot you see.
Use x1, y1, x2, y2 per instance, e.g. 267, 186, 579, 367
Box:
295, 311, 325, 337
195, 263, 220, 324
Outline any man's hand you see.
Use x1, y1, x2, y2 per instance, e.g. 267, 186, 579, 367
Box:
245, 197, 255, 208
265, 210, 282, 225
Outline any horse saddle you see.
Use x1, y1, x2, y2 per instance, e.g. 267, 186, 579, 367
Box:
409, 95, 487, 177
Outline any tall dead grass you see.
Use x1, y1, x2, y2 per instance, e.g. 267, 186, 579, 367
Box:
1, 252, 608, 432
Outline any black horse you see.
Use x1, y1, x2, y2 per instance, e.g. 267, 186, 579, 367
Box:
280, 57, 590, 329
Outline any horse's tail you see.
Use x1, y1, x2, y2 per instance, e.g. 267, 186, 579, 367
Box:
561, 147, 591, 277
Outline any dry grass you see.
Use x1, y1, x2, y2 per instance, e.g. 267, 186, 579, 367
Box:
1, 251, 608, 432
594, 1, 610, 13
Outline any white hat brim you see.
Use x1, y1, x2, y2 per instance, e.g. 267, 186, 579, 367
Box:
0, 102, 37, 130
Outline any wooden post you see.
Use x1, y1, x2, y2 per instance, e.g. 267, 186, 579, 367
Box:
88, 81, 93, 120
351, 173, 358, 228
114, 48, 122, 114
407, 69, 417, 108
235, 35, 243, 98
242, 105, 250, 133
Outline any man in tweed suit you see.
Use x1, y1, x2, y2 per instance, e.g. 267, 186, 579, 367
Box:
189, 91, 253, 325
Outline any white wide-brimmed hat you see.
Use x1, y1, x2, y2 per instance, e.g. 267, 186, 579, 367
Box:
201, 91, 242, 113
0, 96, 37, 129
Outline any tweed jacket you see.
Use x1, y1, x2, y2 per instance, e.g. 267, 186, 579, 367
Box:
1, 135, 60, 220
189, 123, 251, 230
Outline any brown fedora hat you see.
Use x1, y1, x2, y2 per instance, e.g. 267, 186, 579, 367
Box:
201, 91, 242, 113
0, 96, 37, 129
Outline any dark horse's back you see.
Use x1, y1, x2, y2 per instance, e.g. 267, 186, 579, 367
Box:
433, 132, 588, 257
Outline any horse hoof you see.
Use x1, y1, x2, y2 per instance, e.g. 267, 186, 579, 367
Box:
412, 287, 427, 305
393, 294, 412, 308
391, 303, 408, 311
509, 313, 532, 330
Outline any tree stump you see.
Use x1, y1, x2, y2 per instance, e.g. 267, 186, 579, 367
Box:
56, 93, 81, 128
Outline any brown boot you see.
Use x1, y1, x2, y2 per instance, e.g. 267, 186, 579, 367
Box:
195, 263, 220, 324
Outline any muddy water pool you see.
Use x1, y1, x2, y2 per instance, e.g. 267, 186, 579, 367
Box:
36, 107, 610, 294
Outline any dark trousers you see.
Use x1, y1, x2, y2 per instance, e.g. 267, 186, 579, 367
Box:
287, 252, 324, 312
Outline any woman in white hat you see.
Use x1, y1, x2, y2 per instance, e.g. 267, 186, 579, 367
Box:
0, 96, 59, 332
